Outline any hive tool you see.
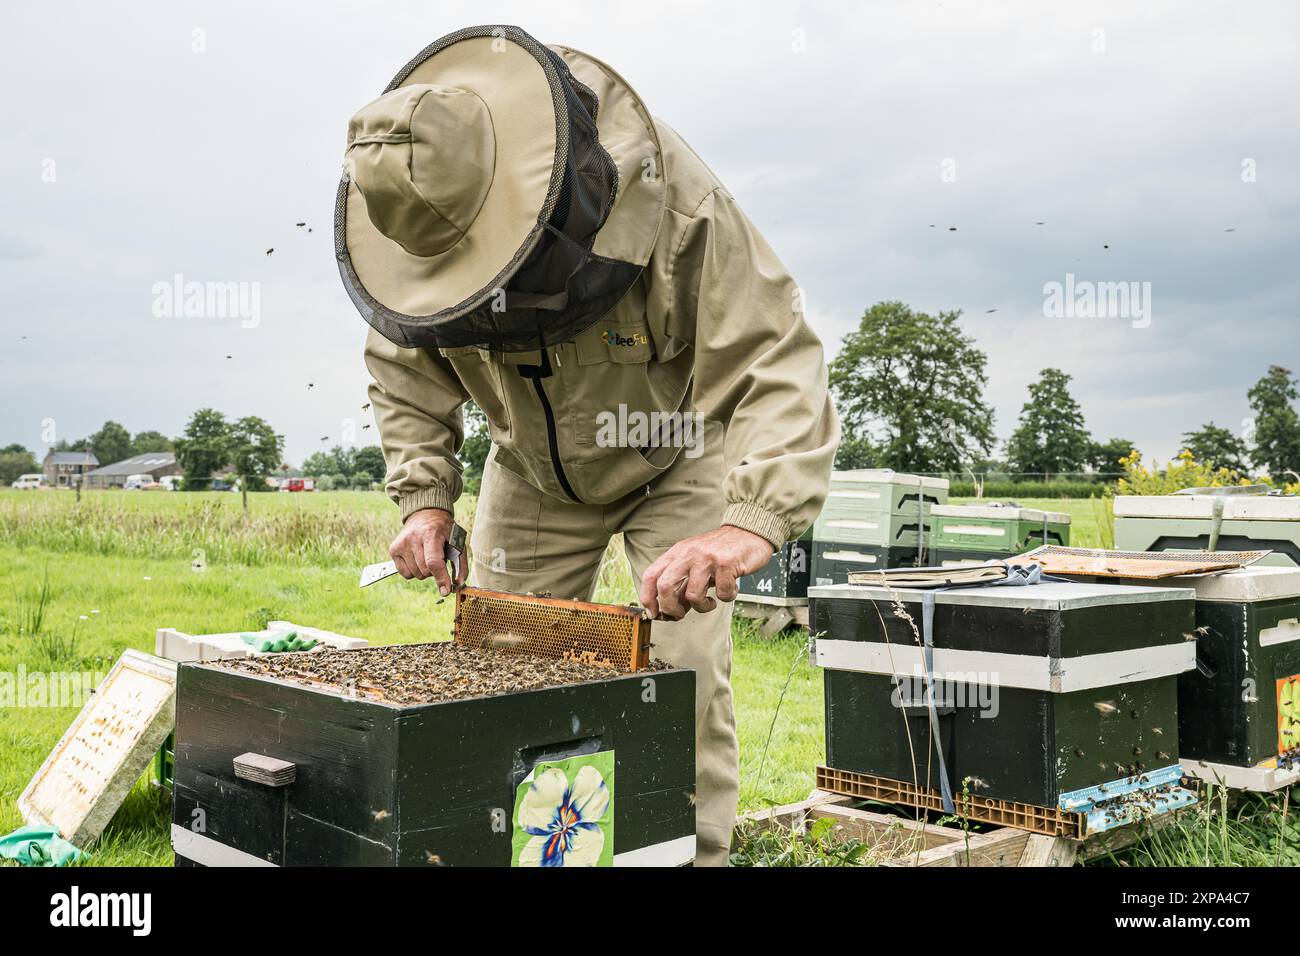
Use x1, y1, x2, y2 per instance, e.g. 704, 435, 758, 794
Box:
359, 521, 468, 588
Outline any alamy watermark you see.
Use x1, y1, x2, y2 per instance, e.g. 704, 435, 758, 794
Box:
595, 404, 705, 459
152, 273, 260, 328
1043, 272, 1151, 329
1, 665, 108, 709
891, 670, 1000, 718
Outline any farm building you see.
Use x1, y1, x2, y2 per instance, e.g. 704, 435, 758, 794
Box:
82, 452, 181, 489
41, 450, 98, 487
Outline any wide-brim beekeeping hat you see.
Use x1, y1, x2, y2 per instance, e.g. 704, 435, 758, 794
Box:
335, 24, 665, 352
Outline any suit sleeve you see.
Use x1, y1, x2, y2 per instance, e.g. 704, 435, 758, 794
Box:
667, 187, 840, 549
363, 326, 470, 521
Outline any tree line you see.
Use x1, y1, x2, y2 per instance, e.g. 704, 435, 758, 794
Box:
827, 301, 1300, 482
9, 305, 1296, 493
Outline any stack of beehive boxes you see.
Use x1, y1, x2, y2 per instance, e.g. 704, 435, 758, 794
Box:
929, 503, 1071, 567
810, 470, 949, 585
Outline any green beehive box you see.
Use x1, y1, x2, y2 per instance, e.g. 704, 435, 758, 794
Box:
930, 504, 1070, 563
814, 512, 929, 548
818, 469, 948, 519
1115, 495, 1300, 568
810, 580, 1196, 810
171, 647, 697, 867
810, 540, 922, 586
1057, 566, 1300, 790
739, 529, 812, 603
814, 470, 947, 548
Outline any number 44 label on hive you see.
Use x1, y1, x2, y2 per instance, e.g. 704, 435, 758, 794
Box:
511, 750, 614, 867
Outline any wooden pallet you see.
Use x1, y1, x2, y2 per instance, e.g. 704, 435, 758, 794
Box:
735, 599, 809, 636
739, 790, 1076, 867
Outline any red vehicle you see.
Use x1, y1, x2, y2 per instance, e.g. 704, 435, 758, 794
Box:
281, 478, 315, 492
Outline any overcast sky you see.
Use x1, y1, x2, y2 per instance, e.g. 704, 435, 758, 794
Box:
2, 1, 1297, 469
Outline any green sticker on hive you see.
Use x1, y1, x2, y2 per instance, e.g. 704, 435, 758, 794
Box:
511, 750, 614, 867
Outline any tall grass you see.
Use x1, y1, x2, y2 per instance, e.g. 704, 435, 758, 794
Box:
9, 565, 85, 667
0, 490, 444, 569
1097, 787, 1300, 867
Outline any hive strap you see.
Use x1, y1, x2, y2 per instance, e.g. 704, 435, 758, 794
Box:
917, 562, 1071, 813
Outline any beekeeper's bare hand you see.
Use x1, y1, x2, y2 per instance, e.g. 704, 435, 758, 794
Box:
389, 508, 460, 595
640, 526, 774, 621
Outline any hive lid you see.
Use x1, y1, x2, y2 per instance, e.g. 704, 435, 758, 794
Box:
809, 580, 1193, 610
1115, 494, 1300, 520
829, 469, 949, 490
1130, 566, 1300, 602
19, 650, 177, 847
930, 503, 1071, 524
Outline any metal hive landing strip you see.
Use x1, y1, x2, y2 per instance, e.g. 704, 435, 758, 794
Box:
453, 587, 652, 670
1016, 545, 1271, 579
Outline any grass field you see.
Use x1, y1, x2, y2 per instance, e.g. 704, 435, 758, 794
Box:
0, 488, 1293, 866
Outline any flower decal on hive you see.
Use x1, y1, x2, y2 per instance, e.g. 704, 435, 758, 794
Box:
1279, 676, 1300, 755
512, 753, 614, 867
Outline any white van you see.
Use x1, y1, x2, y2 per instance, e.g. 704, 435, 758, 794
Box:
159, 475, 181, 491
123, 474, 154, 490
11, 474, 44, 490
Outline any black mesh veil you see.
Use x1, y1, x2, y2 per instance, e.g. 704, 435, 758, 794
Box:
335, 25, 644, 353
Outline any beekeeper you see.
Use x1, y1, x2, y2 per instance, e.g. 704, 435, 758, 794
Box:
337, 24, 838, 866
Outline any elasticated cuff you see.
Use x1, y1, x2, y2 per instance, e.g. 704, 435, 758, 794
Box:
398, 485, 454, 522
721, 501, 789, 551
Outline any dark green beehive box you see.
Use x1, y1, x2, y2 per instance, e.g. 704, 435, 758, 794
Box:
810, 581, 1195, 808
170, 647, 696, 867
1169, 569, 1300, 775
1062, 567, 1300, 788
739, 530, 812, 602
810, 540, 923, 585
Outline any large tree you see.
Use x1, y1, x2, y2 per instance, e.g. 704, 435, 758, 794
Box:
1006, 368, 1091, 478
174, 408, 230, 490
88, 420, 133, 466
834, 437, 881, 470
0, 445, 38, 485
459, 401, 492, 485
1248, 366, 1300, 480
226, 416, 284, 509
1181, 422, 1250, 475
303, 445, 356, 479
828, 302, 995, 472
130, 430, 175, 455
353, 445, 387, 484
1086, 437, 1136, 475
